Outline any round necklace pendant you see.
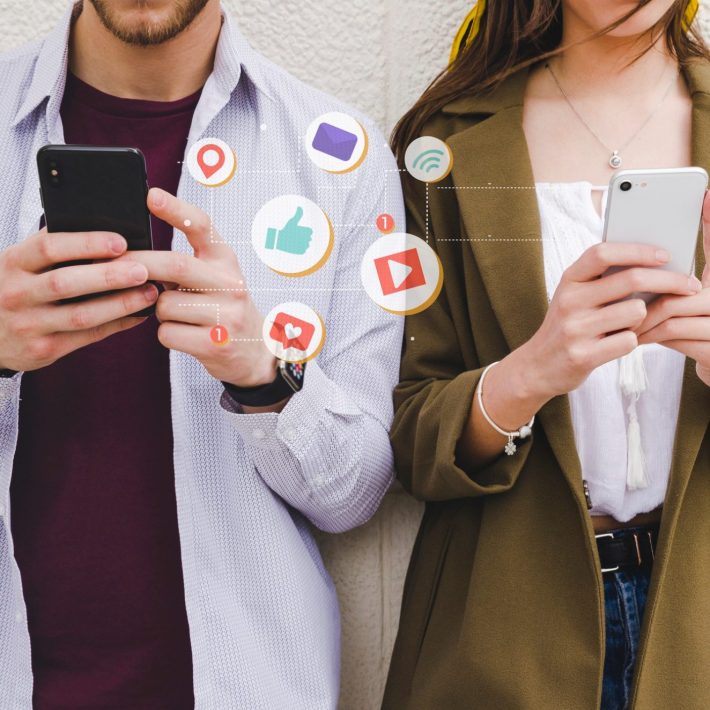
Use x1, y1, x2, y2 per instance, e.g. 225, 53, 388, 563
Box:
609, 152, 622, 169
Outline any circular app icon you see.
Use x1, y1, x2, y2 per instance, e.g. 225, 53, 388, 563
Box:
404, 136, 453, 183
361, 232, 443, 315
305, 112, 369, 174
186, 137, 237, 187
262, 302, 325, 363
252, 195, 333, 277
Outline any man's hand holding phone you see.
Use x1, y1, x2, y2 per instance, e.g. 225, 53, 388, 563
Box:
0, 229, 158, 372
122, 187, 277, 390
636, 190, 710, 387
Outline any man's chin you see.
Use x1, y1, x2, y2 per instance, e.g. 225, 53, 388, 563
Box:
88, 0, 211, 47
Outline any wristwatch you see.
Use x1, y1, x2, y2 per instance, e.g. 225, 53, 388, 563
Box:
224, 360, 306, 408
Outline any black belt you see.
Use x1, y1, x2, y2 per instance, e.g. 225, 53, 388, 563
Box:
595, 524, 659, 575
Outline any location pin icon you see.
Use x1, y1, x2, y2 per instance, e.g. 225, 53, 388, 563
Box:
197, 143, 226, 179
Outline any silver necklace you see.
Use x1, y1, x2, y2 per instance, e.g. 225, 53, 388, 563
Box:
545, 61, 679, 169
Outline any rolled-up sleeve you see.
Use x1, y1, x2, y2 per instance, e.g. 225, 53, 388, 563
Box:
222, 127, 405, 534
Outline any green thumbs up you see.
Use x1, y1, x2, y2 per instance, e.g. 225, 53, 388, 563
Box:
264, 206, 313, 255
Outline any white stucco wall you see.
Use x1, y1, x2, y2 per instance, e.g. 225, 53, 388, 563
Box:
3, 2, 710, 709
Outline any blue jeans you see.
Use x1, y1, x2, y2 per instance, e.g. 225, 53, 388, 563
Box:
601, 561, 652, 710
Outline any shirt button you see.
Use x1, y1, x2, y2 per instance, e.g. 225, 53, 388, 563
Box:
0, 504, 5, 517
252, 428, 266, 441
15, 611, 24, 623
282, 427, 297, 442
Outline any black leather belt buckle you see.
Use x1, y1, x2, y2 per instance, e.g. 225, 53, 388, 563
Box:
595, 525, 659, 574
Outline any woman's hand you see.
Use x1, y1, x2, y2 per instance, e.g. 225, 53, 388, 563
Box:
511, 241, 703, 403
462, 241, 700, 468
635, 191, 710, 387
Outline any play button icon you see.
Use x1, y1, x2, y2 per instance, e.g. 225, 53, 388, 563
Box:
361, 233, 443, 315
389, 261, 413, 290
374, 248, 427, 295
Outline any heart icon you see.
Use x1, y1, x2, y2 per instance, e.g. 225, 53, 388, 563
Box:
269, 311, 317, 354
285, 323, 303, 340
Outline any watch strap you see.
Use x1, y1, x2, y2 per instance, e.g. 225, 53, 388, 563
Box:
223, 364, 299, 408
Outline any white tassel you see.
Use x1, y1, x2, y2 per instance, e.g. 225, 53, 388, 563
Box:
619, 347, 647, 396
618, 348, 649, 491
625, 400, 648, 490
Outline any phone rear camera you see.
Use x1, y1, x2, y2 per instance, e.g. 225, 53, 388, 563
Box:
620, 181, 632, 192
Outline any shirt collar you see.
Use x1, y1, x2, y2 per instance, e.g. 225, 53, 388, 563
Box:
216, 9, 275, 102
12, 1, 273, 128
12, 2, 74, 127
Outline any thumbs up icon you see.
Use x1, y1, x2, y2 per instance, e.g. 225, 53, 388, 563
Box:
252, 195, 333, 277
264, 206, 313, 255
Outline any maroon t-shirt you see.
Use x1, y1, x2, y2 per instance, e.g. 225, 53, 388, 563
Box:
10, 74, 199, 709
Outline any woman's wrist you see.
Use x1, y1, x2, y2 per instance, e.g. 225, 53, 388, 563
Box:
481, 346, 553, 431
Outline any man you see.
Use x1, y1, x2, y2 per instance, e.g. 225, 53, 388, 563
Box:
0, 1, 404, 707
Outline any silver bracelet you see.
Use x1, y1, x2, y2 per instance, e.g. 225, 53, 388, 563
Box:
477, 362, 535, 456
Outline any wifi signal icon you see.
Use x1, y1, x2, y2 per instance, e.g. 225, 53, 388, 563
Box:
413, 149, 445, 174
405, 136, 453, 183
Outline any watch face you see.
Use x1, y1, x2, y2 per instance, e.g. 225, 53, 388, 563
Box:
281, 361, 306, 391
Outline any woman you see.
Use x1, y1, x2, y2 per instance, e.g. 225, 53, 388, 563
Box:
383, 1, 710, 709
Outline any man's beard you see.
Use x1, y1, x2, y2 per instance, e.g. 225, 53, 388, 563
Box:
88, 0, 211, 46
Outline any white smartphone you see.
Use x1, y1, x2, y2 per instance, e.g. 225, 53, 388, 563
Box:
602, 167, 708, 302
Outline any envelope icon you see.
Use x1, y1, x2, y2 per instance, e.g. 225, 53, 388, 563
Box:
312, 122, 358, 162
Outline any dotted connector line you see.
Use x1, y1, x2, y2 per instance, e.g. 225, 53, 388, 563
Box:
239, 169, 302, 175
438, 185, 536, 190
436, 184, 586, 190
425, 182, 430, 244
177, 287, 365, 293
176, 302, 222, 325
437, 237, 552, 242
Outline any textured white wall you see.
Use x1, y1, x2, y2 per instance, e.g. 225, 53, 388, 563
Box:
6, 2, 710, 709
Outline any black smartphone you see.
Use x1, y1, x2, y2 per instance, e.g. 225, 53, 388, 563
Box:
37, 144, 154, 314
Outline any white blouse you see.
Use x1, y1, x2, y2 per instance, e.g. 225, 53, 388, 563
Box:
536, 182, 686, 522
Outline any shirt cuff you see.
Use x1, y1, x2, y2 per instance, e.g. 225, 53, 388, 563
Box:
220, 360, 359, 452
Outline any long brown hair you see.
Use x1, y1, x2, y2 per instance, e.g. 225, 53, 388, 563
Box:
391, 0, 710, 161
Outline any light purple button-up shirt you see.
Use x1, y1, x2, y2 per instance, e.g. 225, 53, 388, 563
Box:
0, 5, 404, 708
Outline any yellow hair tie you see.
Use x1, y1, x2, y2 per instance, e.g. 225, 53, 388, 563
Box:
450, 0, 699, 66
449, 0, 486, 66
683, 0, 699, 31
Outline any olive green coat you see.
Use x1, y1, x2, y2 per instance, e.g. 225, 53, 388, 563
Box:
383, 61, 710, 710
